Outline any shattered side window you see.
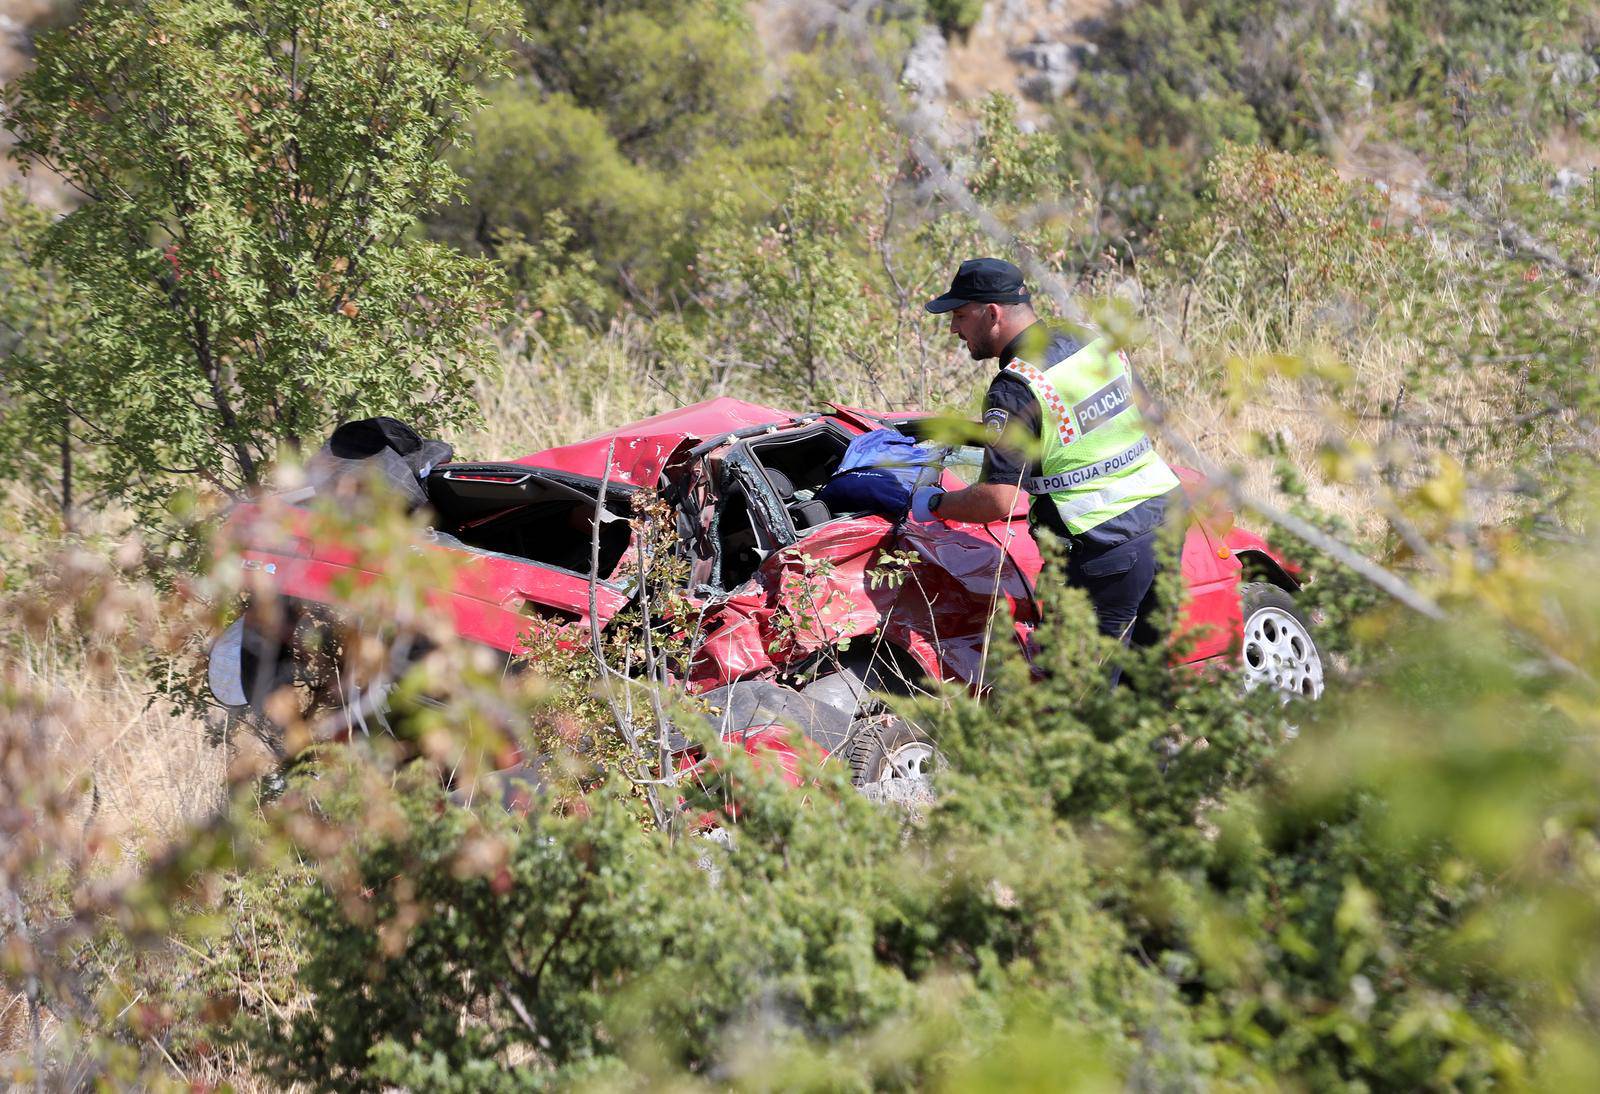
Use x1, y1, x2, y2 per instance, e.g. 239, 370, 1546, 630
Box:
940, 445, 986, 486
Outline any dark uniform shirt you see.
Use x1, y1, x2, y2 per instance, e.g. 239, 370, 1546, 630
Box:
980, 321, 1170, 554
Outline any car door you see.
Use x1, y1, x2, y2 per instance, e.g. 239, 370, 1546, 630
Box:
683, 434, 900, 688
419, 463, 639, 640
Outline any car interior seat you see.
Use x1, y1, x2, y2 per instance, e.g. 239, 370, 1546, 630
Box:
762, 467, 832, 531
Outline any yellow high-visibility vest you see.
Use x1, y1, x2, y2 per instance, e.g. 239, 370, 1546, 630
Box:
1003, 338, 1179, 534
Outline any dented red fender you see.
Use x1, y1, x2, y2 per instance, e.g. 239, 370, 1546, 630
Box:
686, 501, 1041, 692
879, 504, 1038, 686
687, 516, 902, 689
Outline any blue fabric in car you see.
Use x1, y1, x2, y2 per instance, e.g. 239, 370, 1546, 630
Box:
816, 430, 939, 517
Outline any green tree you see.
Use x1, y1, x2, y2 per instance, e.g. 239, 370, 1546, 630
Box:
0, 189, 96, 527
447, 87, 666, 298
431, 0, 763, 308
510, 0, 758, 170
923, 0, 984, 36
4, 0, 515, 511
695, 89, 1093, 403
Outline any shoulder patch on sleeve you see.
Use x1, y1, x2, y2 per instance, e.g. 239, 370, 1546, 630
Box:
983, 407, 1009, 440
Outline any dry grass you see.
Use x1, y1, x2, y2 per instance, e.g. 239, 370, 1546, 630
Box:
8, 628, 225, 848
462, 318, 982, 459
1, 645, 284, 1089
460, 325, 693, 457
1140, 293, 1411, 531
0, 488, 227, 851
1132, 267, 1521, 538
0, 494, 233, 1082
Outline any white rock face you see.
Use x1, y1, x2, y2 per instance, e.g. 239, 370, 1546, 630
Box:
1540, 46, 1600, 86
902, 25, 949, 103
1550, 167, 1593, 201
1353, 68, 1375, 105
999, 0, 1035, 23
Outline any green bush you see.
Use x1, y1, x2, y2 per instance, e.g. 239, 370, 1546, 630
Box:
430, 0, 766, 308
513, 0, 760, 170
924, 0, 984, 37
441, 88, 666, 307
1158, 142, 1415, 342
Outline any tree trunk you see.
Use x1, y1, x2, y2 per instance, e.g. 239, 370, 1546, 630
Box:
59, 406, 74, 532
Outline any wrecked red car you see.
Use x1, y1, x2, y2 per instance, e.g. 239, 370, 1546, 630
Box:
209, 397, 1323, 787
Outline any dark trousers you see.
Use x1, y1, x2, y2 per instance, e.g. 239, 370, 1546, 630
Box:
1062, 530, 1163, 686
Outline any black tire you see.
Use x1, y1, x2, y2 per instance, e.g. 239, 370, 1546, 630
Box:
235, 615, 299, 758
1238, 582, 1324, 699
236, 602, 398, 746
799, 649, 941, 786
847, 718, 938, 787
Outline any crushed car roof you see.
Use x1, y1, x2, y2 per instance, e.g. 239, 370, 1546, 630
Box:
513, 396, 800, 486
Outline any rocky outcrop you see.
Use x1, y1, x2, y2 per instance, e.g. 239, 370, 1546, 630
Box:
917, 0, 1114, 112
1541, 46, 1600, 87
902, 25, 948, 103
1550, 167, 1594, 202
1009, 38, 1096, 101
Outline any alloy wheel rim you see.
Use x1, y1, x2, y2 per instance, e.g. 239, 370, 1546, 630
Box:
878, 741, 935, 782
1241, 606, 1324, 699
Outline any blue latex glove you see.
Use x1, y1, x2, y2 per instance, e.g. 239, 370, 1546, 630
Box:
910, 485, 946, 522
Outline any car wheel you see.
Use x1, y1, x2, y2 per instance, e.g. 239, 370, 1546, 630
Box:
848, 717, 938, 786
235, 616, 305, 757
236, 603, 400, 746
1238, 582, 1324, 700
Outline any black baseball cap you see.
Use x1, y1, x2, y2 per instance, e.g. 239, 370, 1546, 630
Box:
924, 257, 1031, 313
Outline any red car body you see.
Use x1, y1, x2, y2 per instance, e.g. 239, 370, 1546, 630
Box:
226, 398, 1299, 709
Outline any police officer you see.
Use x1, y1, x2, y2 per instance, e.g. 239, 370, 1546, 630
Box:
913, 258, 1182, 656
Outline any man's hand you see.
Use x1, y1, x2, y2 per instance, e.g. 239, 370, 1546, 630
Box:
919, 482, 1024, 524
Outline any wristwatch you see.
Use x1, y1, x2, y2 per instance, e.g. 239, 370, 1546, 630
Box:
928, 491, 944, 514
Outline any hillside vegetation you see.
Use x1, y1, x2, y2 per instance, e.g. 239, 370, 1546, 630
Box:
4, 0, 1600, 1089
